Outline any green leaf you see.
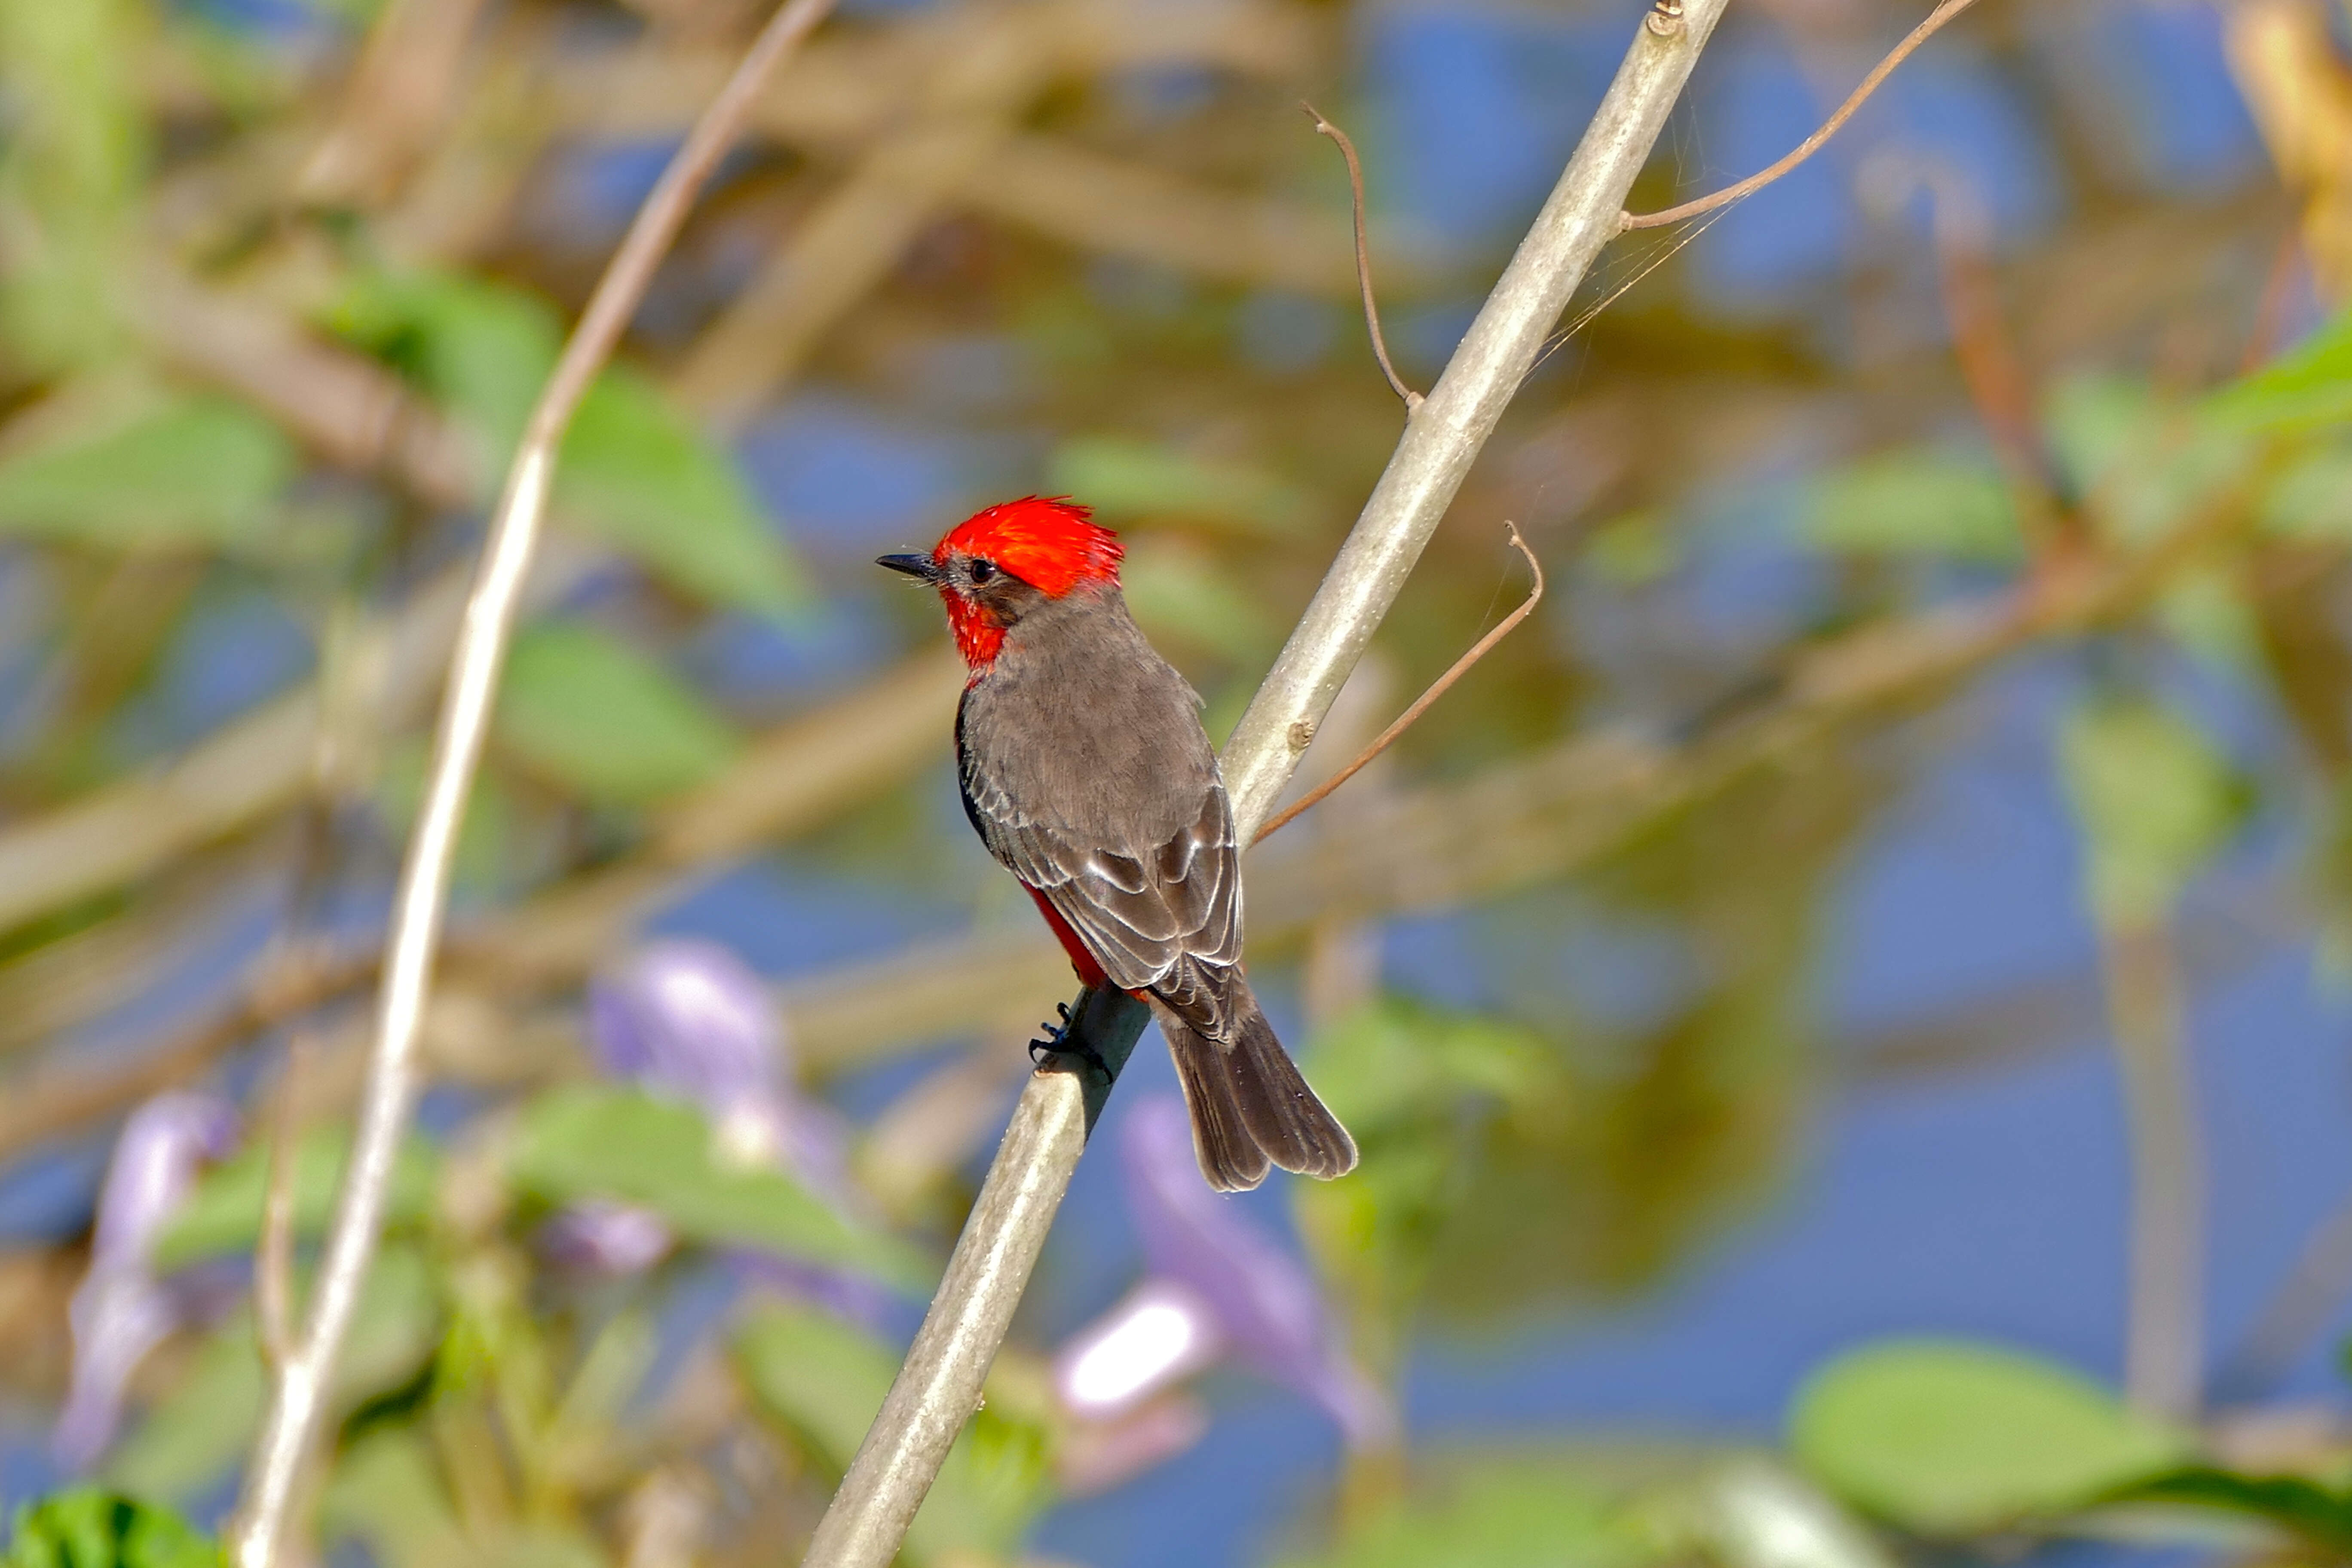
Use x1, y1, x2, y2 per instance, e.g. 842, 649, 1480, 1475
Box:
107, 1246, 442, 1502
735, 1304, 1026, 1563
1789, 1338, 2189, 1535
1046, 436, 1308, 534
1583, 510, 1680, 586
2058, 696, 2244, 929
3, 1490, 219, 1568
1295, 998, 1557, 1375
330, 270, 559, 459
2257, 442, 2352, 539
0, 398, 295, 549
2109, 1467, 2352, 1555
151, 1128, 438, 1271
495, 622, 741, 806
2209, 309, 2352, 433
2046, 375, 2256, 545
558, 371, 802, 614
331, 271, 802, 612
509, 1087, 927, 1288
1306, 996, 1551, 1133
733, 1302, 897, 1469
318, 1430, 464, 1568
1120, 536, 1268, 659
0, 0, 141, 373
2155, 567, 2263, 672
1271, 1458, 1644, 1568
1803, 452, 2018, 561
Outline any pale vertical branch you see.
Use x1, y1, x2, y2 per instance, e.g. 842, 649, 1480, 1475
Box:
226, 2, 838, 1562
797, 3, 1731, 1562
2101, 921, 2206, 1421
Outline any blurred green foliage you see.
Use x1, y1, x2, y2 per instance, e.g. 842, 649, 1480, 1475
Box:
1789, 1340, 2189, 1535
2, 1492, 217, 1568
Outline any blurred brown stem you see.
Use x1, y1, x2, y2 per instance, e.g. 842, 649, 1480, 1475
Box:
2215, 1178, 2352, 1399
1905, 165, 2077, 554
2100, 919, 2206, 1422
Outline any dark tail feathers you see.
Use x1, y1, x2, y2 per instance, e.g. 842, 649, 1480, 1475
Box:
1150, 984, 1357, 1192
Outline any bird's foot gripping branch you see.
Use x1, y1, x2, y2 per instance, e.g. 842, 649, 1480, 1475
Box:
1031, 987, 1150, 1130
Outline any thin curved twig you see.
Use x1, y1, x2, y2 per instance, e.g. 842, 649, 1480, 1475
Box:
1256, 522, 1544, 844
1302, 101, 1421, 410
1622, 0, 1987, 230
227, 1, 840, 1562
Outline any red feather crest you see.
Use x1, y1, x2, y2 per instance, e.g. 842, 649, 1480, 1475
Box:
933, 496, 1123, 597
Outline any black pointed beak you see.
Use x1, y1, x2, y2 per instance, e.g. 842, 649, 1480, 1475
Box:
876, 553, 939, 583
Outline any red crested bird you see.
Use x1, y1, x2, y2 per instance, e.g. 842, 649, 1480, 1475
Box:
879, 497, 1357, 1191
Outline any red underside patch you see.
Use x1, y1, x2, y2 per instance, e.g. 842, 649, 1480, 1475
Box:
1023, 885, 1111, 991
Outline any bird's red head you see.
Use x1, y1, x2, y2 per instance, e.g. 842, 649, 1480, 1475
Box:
879, 496, 1123, 669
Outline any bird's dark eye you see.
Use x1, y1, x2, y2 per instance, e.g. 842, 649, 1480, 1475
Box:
967, 558, 998, 585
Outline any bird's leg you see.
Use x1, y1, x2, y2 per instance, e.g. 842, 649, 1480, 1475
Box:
1029, 998, 1108, 1075
1026, 1000, 1074, 1064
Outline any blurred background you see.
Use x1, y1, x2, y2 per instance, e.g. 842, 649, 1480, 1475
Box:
0, 0, 2349, 1562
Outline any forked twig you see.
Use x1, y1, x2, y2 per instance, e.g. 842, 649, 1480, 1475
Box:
1622, 0, 1987, 230
1302, 102, 1422, 410
227, 1, 839, 1562
1256, 523, 1544, 844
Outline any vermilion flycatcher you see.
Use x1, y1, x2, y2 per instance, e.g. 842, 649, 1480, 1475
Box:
880, 497, 1357, 1191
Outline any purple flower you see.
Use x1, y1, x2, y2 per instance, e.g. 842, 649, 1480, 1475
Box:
729, 1252, 896, 1334
540, 1200, 675, 1276
55, 1092, 239, 1471
1107, 1095, 1397, 1449
588, 939, 854, 1203
569, 940, 878, 1310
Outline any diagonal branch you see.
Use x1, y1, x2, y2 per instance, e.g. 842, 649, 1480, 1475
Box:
1623, 0, 1987, 230
225, 1, 839, 1562
797, 3, 1733, 1562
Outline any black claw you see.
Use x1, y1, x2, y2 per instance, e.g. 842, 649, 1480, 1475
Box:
1029, 1001, 1106, 1073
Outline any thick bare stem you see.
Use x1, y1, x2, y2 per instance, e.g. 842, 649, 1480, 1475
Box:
227, 2, 837, 1562
798, 4, 1729, 1562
